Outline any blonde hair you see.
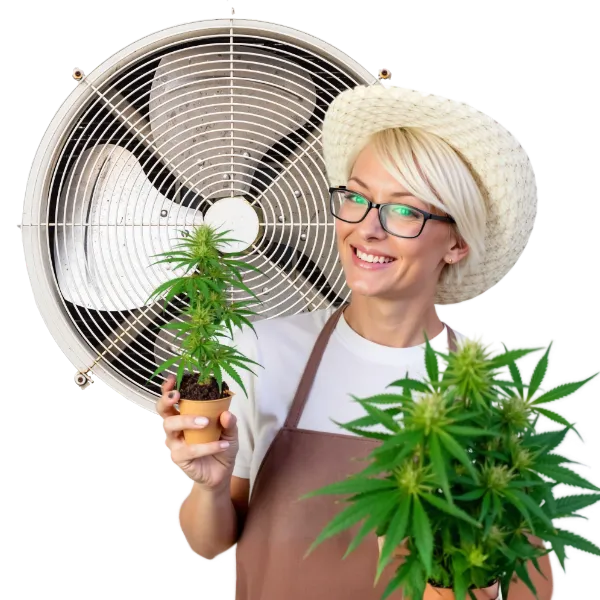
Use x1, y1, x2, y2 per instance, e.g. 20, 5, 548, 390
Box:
344, 127, 488, 290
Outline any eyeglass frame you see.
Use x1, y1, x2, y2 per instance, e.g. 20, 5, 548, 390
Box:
328, 185, 456, 239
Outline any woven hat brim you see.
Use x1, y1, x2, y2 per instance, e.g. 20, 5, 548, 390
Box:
321, 84, 537, 305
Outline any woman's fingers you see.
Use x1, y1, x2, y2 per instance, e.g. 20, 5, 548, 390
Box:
163, 413, 210, 441
156, 375, 179, 418
171, 439, 230, 464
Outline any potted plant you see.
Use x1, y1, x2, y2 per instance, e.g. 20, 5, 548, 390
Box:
144, 223, 263, 444
301, 334, 600, 599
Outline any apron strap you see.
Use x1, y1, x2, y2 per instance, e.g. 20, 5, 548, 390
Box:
284, 305, 460, 429
284, 303, 348, 429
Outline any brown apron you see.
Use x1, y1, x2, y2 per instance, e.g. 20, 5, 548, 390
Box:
235, 303, 458, 600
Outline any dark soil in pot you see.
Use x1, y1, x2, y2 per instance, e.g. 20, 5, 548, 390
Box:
179, 374, 230, 400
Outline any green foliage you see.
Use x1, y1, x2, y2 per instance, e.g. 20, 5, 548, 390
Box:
144, 224, 263, 394
301, 335, 600, 600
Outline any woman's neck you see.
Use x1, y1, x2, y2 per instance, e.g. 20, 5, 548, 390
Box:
343, 295, 444, 349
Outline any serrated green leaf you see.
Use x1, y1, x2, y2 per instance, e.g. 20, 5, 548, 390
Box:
355, 396, 402, 433
527, 342, 552, 401
302, 499, 373, 557
552, 528, 600, 556
159, 320, 191, 331
371, 428, 422, 456
532, 373, 599, 405
299, 476, 396, 500
355, 393, 406, 405
429, 434, 451, 502
375, 494, 412, 583
437, 430, 479, 481
221, 362, 248, 398
514, 560, 539, 599
330, 420, 392, 440
176, 359, 186, 389
144, 277, 184, 305
503, 490, 536, 535
423, 332, 439, 390
451, 555, 468, 600
337, 491, 400, 561
147, 354, 182, 383
535, 464, 600, 492
511, 489, 556, 532
412, 496, 433, 576
532, 407, 581, 440
523, 428, 569, 454
552, 494, 600, 518
479, 492, 491, 524
209, 364, 222, 395
380, 553, 420, 600
491, 344, 546, 369
421, 492, 480, 527
500, 341, 527, 384
342, 408, 401, 430
387, 377, 431, 393
455, 488, 486, 501
445, 426, 497, 437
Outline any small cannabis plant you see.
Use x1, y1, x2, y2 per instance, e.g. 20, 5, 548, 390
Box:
301, 335, 600, 600
144, 223, 262, 397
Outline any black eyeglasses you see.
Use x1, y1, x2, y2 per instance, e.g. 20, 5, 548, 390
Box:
329, 186, 456, 239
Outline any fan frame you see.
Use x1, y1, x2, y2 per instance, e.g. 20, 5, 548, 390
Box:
21, 18, 377, 412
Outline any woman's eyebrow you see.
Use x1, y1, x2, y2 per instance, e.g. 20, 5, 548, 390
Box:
347, 176, 415, 198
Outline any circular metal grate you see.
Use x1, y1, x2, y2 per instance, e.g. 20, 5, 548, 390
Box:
22, 19, 378, 410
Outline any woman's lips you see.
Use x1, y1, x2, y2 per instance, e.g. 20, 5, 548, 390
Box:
349, 245, 396, 270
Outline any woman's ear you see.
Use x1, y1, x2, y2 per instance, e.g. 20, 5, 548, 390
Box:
446, 237, 470, 265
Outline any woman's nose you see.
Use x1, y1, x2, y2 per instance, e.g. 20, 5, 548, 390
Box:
355, 206, 387, 239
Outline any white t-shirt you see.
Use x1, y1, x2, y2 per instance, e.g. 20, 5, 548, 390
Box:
227, 307, 468, 495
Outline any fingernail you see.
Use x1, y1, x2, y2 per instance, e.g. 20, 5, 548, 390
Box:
194, 417, 208, 426
219, 441, 230, 449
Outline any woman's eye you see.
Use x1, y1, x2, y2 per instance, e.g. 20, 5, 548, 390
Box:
345, 193, 367, 204
391, 204, 418, 218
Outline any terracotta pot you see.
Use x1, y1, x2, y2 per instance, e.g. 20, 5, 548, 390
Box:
423, 581, 499, 599
178, 390, 234, 444
377, 539, 500, 599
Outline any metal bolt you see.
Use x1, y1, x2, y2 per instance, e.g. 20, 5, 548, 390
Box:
223, 174, 231, 180
170, 345, 179, 353
75, 373, 87, 386
242, 151, 250, 158
294, 190, 302, 198
73, 68, 84, 81
378, 68, 392, 80
198, 160, 205, 167
262, 287, 269, 294
278, 215, 285, 222
160, 209, 168, 218
300, 233, 307, 241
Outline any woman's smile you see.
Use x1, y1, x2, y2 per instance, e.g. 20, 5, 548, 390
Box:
349, 243, 397, 270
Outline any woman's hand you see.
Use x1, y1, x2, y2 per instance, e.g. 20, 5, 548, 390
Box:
157, 374, 240, 493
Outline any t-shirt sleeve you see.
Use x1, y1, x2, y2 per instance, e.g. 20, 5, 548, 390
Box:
223, 325, 260, 480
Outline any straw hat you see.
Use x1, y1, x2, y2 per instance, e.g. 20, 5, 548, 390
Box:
321, 83, 537, 304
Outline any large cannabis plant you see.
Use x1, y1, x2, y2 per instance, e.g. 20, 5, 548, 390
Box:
144, 223, 262, 396
301, 335, 600, 600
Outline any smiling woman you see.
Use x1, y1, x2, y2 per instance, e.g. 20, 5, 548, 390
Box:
165, 83, 543, 600
333, 132, 484, 332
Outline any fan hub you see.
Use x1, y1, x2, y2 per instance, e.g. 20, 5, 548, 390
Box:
203, 196, 260, 254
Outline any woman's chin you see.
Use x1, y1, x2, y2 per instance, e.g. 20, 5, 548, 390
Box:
347, 278, 388, 297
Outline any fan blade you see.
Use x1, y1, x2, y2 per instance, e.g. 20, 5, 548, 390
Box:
53, 143, 203, 311
148, 45, 316, 199
250, 136, 349, 309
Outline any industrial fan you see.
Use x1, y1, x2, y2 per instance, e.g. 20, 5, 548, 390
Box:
21, 18, 381, 410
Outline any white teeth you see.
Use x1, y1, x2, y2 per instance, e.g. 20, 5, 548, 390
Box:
355, 248, 394, 264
